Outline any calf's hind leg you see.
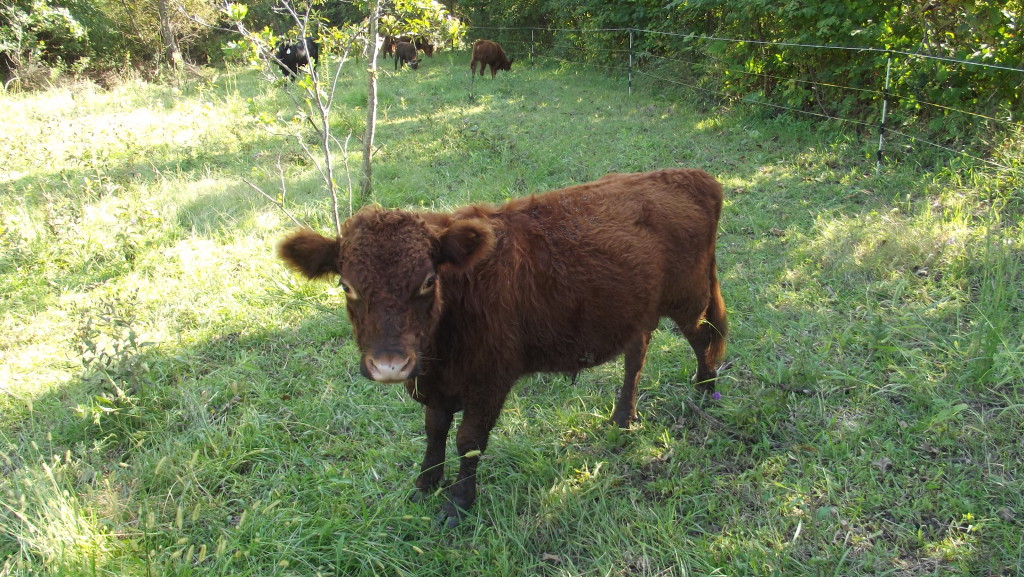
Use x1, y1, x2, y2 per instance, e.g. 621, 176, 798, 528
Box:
680, 318, 721, 394
673, 302, 727, 394
611, 331, 651, 428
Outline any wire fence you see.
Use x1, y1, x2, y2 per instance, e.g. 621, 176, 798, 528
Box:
466, 26, 1024, 177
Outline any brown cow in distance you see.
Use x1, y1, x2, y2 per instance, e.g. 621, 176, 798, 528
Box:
382, 35, 435, 59
278, 169, 727, 527
470, 39, 513, 77
413, 37, 435, 57
381, 35, 397, 59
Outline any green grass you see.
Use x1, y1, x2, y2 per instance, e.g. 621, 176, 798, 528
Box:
1, 51, 1023, 576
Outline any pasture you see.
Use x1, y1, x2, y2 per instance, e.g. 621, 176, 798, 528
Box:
1, 49, 1022, 576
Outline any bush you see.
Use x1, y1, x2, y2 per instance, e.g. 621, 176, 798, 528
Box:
1, 0, 88, 87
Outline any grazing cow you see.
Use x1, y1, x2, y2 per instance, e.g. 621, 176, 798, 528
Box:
278, 169, 727, 527
470, 39, 513, 78
275, 37, 319, 80
383, 35, 434, 60
394, 41, 420, 70
414, 37, 435, 57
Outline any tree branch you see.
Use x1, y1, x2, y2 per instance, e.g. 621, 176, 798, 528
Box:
240, 177, 308, 230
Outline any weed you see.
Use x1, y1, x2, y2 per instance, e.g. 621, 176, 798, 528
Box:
73, 292, 153, 440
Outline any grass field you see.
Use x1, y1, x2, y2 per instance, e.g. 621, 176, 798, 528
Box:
1, 49, 1023, 576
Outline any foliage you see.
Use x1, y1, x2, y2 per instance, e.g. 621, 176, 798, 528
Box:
650, 0, 1024, 123
96, 0, 221, 63
1, 0, 224, 86
318, 0, 364, 29
379, 0, 464, 48
0, 0, 88, 85
73, 292, 154, 441
457, 0, 549, 30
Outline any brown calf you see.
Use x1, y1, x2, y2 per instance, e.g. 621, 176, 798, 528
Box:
278, 169, 727, 527
394, 41, 419, 70
469, 39, 513, 78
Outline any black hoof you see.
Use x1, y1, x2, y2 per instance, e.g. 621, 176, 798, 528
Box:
435, 510, 463, 529
411, 478, 447, 503
436, 502, 467, 529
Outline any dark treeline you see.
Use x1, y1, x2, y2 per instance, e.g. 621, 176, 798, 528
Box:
4, 0, 1021, 135
0, 0, 363, 87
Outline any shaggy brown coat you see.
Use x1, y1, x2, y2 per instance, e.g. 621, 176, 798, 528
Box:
278, 168, 727, 526
469, 39, 513, 78
394, 41, 419, 70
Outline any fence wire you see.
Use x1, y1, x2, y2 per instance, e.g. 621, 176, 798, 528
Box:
467, 26, 1024, 176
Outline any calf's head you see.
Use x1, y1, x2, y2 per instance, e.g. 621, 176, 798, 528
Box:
278, 207, 495, 383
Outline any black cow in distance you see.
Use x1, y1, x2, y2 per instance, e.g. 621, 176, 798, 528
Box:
275, 38, 319, 80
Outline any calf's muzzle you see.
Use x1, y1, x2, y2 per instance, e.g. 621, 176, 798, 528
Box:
362, 350, 418, 383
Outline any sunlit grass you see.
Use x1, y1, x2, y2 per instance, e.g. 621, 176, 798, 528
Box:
0, 448, 127, 575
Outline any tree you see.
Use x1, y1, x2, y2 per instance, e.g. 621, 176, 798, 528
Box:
222, 0, 364, 234
156, 0, 182, 66
361, 0, 380, 198
221, 0, 463, 216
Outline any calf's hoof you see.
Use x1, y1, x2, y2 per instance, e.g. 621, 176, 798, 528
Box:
410, 480, 447, 503
609, 411, 635, 429
436, 502, 466, 529
693, 373, 718, 395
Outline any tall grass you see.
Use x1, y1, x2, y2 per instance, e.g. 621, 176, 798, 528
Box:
1, 52, 1022, 576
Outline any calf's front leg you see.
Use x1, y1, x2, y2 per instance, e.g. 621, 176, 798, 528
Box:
413, 407, 452, 501
611, 331, 651, 428
439, 406, 501, 528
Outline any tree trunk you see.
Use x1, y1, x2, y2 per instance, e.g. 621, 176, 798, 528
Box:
157, 0, 182, 67
361, 1, 380, 197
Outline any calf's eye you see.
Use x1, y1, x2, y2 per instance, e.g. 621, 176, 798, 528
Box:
339, 279, 359, 300
419, 274, 437, 296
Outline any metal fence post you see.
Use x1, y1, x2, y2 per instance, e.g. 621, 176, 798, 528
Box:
531, 29, 535, 68
877, 51, 892, 174
628, 29, 634, 95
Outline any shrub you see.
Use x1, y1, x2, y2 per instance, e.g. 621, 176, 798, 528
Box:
0, 0, 88, 87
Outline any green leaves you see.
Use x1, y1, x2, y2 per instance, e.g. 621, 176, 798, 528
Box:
223, 2, 248, 23
378, 0, 462, 44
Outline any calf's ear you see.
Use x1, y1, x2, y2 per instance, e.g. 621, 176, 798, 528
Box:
278, 229, 341, 280
437, 219, 495, 271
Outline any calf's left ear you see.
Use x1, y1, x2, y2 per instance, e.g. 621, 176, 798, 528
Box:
437, 219, 495, 271
278, 229, 341, 280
